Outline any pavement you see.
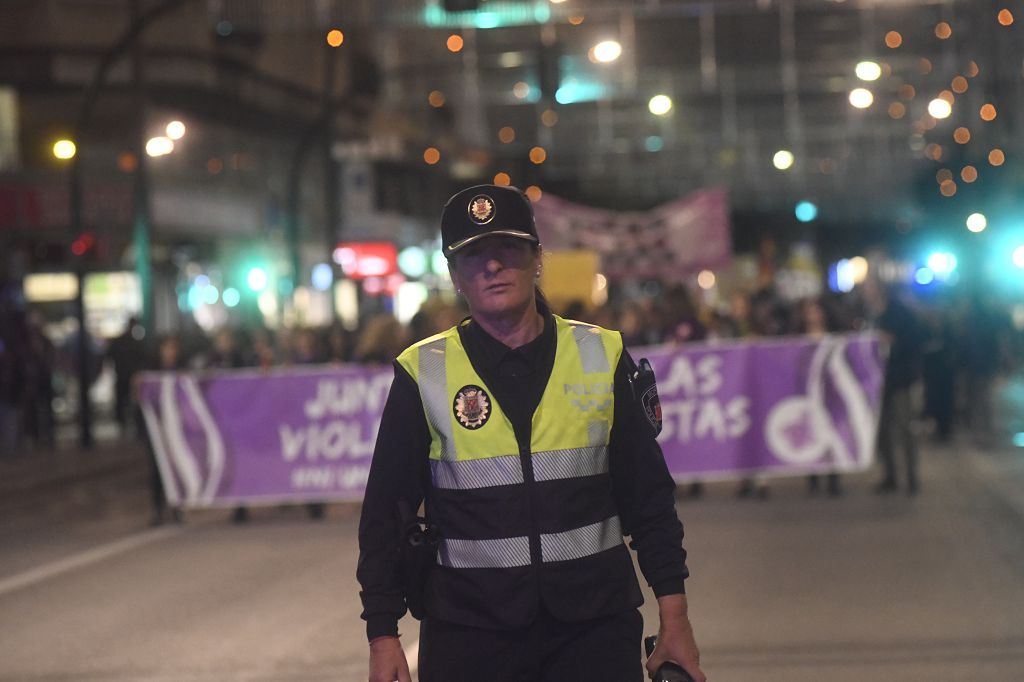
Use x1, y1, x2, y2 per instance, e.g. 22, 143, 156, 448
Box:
1, 416, 1024, 680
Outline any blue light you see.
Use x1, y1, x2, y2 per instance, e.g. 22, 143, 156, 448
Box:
645, 136, 664, 152
555, 79, 606, 105
311, 263, 333, 291
829, 259, 854, 293
222, 287, 241, 308
194, 274, 210, 288
474, 12, 500, 28
914, 267, 935, 285
187, 284, 204, 309
795, 201, 819, 223
1013, 433, 1024, 448
203, 285, 219, 305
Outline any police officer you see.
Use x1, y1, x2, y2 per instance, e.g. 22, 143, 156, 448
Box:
357, 185, 705, 682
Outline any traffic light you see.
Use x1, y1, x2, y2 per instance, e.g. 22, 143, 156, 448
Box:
71, 231, 95, 257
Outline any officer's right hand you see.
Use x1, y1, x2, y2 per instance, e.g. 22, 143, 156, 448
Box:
368, 636, 411, 682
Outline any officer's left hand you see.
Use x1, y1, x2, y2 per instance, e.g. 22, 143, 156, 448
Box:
647, 595, 706, 682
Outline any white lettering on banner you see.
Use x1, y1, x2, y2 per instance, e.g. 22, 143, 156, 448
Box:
660, 355, 723, 396
653, 353, 751, 445
303, 374, 393, 420
291, 465, 371, 490
659, 397, 750, 444
279, 418, 381, 462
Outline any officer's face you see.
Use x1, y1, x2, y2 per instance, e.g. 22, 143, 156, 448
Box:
450, 237, 540, 318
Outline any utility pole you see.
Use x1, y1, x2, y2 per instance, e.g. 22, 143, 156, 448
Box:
322, 40, 341, 324
132, 0, 155, 334
67, 0, 189, 449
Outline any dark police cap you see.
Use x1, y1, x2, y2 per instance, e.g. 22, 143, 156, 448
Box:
441, 184, 539, 258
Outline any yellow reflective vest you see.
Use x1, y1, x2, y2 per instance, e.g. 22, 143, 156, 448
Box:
396, 314, 644, 628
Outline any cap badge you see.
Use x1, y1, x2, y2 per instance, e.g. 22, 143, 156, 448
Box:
468, 195, 495, 225
453, 385, 491, 430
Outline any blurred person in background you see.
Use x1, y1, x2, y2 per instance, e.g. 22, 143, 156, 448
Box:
358, 185, 704, 682
142, 334, 187, 526
659, 284, 707, 346
921, 308, 956, 444
352, 314, 407, 365
107, 316, 147, 437
325, 324, 353, 363
24, 314, 56, 450
291, 328, 324, 365
290, 327, 328, 520
203, 328, 250, 523
0, 307, 26, 457
960, 294, 1004, 450
795, 297, 843, 497
734, 288, 784, 499
864, 278, 925, 495
206, 327, 246, 371
249, 328, 279, 371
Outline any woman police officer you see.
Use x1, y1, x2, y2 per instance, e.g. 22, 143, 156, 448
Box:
357, 184, 705, 682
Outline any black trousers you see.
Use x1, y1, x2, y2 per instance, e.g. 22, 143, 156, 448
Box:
418, 607, 644, 682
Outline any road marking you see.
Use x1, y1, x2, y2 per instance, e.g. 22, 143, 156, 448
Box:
405, 637, 420, 675
0, 526, 180, 598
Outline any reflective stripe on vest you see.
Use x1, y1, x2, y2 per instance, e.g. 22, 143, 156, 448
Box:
429, 444, 609, 490
437, 515, 623, 569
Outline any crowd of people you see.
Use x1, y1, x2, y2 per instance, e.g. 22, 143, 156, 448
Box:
1, 280, 1018, 497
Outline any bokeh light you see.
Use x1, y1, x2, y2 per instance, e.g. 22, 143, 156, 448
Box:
428, 90, 445, 107
590, 40, 622, 63
165, 121, 186, 140
953, 127, 971, 144
446, 34, 464, 52
541, 109, 559, 127
326, 29, 344, 47
423, 147, 441, 165
951, 76, 968, 93
980, 104, 997, 121
849, 88, 873, 109
52, 139, 76, 160
697, 270, 716, 290
648, 94, 673, 115
525, 185, 543, 202
493, 172, 511, 186
989, 149, 1005, 166
998, 9, 1014, 26
855, 62, 881, 81
773, 150, 795, 170
529, 146, 547, 164
885, 31, 902, 48
928, 98, 952, 119
966, 213, 987, 233
961, 165, 978, 183
888, 102, 906, 119
935, 22, 952, 39
498, 126, 515, 143
940, 180, 957, 197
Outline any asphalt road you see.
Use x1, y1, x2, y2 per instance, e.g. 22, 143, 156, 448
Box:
2, 437, 1024, 681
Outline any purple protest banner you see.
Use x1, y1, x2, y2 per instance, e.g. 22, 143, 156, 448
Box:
138, 365, 393, 508
640, 333, 884, 481
138, 334, 883, 508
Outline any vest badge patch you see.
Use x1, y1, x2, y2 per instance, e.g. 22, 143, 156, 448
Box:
641, 384, 663, 435
453, 384, 491, 430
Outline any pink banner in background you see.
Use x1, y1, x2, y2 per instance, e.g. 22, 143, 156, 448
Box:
532, 188, 733, 281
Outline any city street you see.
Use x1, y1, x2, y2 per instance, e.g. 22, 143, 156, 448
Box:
2, 433, 1024, 681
